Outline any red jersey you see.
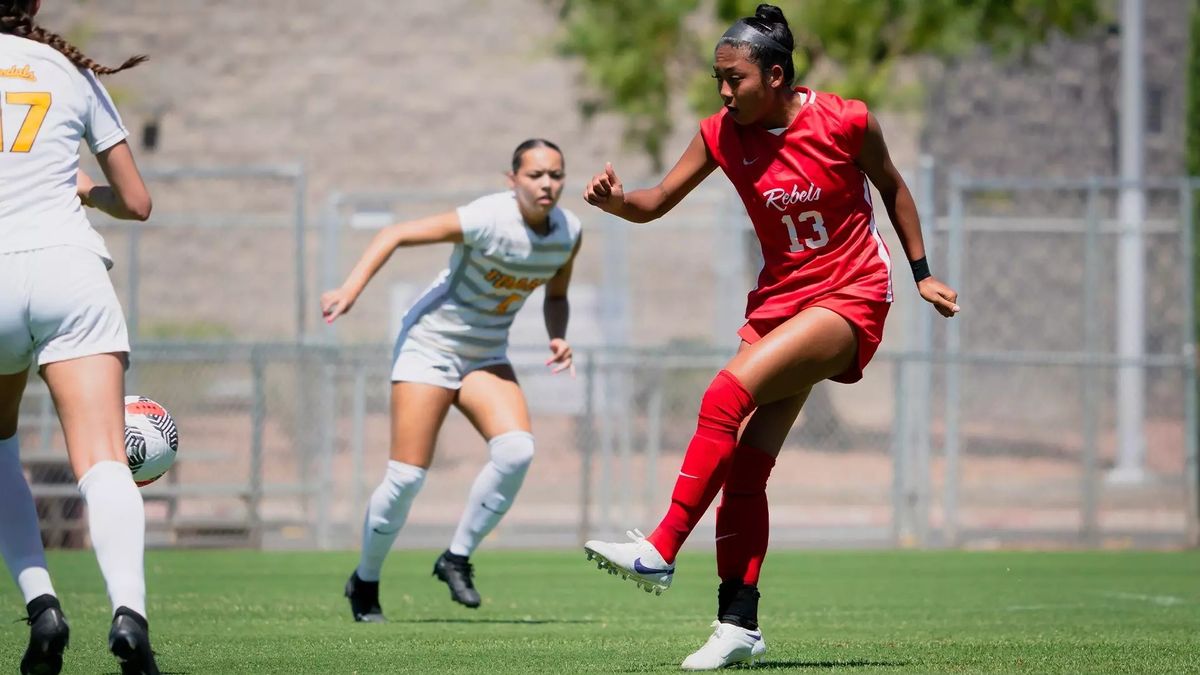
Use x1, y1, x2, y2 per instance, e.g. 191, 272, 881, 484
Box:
699, 87, 893, 321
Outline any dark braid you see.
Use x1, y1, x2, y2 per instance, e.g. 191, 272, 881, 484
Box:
0, 4, 146, 75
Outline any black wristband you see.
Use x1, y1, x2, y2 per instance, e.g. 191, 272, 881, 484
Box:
910, 256, 931, 283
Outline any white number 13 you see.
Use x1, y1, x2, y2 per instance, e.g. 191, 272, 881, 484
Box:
782, 211, 828, 252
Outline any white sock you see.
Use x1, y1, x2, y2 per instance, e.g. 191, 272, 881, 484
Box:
78, 460, 146, 618
0, 436, 56, 604
356, 461, 426, 582
448, 431, 535, 557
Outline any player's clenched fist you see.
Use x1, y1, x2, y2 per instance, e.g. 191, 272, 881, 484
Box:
583, 162, 624, 214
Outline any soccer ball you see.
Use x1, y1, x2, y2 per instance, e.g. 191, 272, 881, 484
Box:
124, 395, 179, 487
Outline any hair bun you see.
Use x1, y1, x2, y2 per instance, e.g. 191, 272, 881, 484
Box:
754, 3, 788, 27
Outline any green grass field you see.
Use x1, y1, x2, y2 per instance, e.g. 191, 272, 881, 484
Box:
2, 550, 1197, 673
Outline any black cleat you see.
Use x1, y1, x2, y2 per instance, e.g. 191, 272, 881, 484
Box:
108, 607, 160, 675
433, 550, 481, 608
20, 594, 69, 675
345, 571, 386, 622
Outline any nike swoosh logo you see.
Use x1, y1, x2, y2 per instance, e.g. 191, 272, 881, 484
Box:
632, 557, 674, 575
747, 632, 762, 640
480, 502, 507, 515
743, 157, 758, 165
715, 533, 738, 542
679, 471, 700, 479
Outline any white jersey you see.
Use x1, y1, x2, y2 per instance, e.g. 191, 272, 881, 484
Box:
0, 34, 128, 265
401, 191, 583, 358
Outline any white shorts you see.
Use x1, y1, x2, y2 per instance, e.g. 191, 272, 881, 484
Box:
0, 246, 130, 375
390, 337, 510, 390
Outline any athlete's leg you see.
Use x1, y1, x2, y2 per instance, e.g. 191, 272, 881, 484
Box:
431, 364, 533, 608
0, 367, 58, 605
646, 307, 855, 561
1, 366, 72, 675
41, 354, 149, 615
43, 354, 161, 673
726, 308, 857, 406
0, 366, 27, 438
680, 384, 817, 670
347, 381, 456, 622
356, 382, 455, 581
450, 363, 533, 556
715, 388, 809, 619
698, 384, 810, 661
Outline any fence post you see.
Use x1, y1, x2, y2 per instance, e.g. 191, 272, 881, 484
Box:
1081, 180, 1101, 545
319, 193, 343, 345
890, 356, 911, 546
315, 354, 338, 549
350, 361, 367, 539
914, 156, 937, 547
293, 166, 308, 343
249, 347, 266, 549
577, 351, 596, 546
645, 367, 664, 525
1181, 178, 1199, 545
942, 174, 966, 546
617, 359, 634, 526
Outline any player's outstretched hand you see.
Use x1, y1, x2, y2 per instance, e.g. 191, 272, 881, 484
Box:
583, 162, 624, 214
321, 287, 358, 324
918, 277, 960, 318
546, 338, 575, 376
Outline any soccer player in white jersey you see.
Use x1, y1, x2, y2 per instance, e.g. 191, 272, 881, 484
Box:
322, 139, 583, 618
0, 1, 161, 674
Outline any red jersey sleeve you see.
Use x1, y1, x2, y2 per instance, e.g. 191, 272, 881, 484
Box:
699, 108, 729, 171
834, 97, 869, 159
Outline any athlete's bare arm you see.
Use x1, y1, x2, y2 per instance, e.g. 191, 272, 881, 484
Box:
856, 113, 959, 318
543, 235, 582, 375
321, 211, 464, 323
584, 132, 718, 223
79, 140, 151, 221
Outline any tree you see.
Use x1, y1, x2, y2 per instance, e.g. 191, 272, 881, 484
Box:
555, 0, 1103, 170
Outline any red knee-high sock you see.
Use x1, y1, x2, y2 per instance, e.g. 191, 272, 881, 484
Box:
647, 370, 756, 563
716, 444, 775, 585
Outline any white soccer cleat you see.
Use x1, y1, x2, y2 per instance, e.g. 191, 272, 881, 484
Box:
680, 620, 766, 670
583, 529, 674, 594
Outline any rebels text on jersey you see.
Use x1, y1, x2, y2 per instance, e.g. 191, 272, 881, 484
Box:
699, 88, 892, 321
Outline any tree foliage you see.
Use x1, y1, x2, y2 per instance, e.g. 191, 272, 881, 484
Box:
556, 0, 1103, 169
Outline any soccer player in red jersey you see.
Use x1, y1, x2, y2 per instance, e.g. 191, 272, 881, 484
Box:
581, 4, 959, 669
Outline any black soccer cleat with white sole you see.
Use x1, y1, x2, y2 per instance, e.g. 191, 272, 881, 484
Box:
20, 594, 69, 675
432, 550, 481, 608
108, 606, 160, 675
345, 571, 386, 622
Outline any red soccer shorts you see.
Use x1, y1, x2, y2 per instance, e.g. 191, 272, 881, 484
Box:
737, 293, 890, 384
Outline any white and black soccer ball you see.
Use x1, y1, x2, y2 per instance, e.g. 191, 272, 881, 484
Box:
124, 395, 179, 487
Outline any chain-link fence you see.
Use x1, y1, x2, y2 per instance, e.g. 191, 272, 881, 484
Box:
17, 164, 310, 546
909, 176, 1199, 548
16, 173, 1198, 550
94, 164, 310, 344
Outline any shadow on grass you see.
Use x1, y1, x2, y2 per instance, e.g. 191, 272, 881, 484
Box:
621, 660, 910, 673
757, 661, 911, 669
391, 618, 598, 625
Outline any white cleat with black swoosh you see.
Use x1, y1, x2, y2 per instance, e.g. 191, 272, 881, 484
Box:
680, 621, 767, 670
583, 529, 674, 594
